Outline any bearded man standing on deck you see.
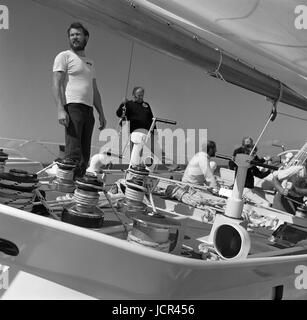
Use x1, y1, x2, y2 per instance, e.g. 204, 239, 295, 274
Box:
52, 22, 106, 177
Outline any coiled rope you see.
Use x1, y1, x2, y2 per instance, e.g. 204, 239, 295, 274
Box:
0, 170, 39, 211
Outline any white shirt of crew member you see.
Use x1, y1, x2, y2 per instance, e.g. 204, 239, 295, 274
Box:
53, 50, 95, 107
182, 151, 217, 188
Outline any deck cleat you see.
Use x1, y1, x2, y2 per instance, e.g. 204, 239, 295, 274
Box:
53, 158, 78, 193
61, 172, 105, 228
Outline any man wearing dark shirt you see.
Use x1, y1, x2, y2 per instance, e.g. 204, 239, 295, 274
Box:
116, 87, 178, 169
116, 86, 155, 134
229, 137, 271, 206
117, 86, 161, 166
229, 148, 267, 189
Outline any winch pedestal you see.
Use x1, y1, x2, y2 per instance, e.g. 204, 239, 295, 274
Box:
119, 131, 184, 253
202, 154, 251, 260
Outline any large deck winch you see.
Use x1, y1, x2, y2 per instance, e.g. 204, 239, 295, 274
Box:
119, 164, 149, 215
118, 165, 182, 252
61, 173, 105, 228
53, 158, 78, 193
0, 169, 39, 211
118, 130, 182, 253
127, 212, 181, 252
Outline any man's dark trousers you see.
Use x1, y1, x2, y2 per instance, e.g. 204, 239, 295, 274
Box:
64, 103, 95, 177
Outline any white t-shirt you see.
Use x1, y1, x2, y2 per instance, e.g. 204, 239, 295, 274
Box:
53, 50, 95, 107
182, 151, 217, 187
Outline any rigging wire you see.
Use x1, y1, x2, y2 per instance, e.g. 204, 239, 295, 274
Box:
118, 41, 135, 131
125, 41, 135, 100
249, 83, 283, 156
117, 41, 135, 158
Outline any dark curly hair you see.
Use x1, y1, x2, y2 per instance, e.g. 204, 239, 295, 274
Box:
67, 22, 89, 38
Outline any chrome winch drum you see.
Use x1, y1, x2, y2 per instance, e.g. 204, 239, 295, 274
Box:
61, 173, 105, 228
53, 158, 78, 193
0, 149, 8, 173
120, 164, 149, 215
127, 212, 181, 252
0, 169, 39, 211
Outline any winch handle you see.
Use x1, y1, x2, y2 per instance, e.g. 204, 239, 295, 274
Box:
105, 151, 123, 159
215, 153, 233, 161
250, 160, 279, 171
155, 117, 177, 125
215, 153, 279, 171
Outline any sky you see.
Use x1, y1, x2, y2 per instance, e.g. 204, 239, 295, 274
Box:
0, 0, 306, 164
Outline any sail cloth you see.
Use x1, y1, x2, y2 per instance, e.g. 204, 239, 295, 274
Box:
34, 0, 307, 110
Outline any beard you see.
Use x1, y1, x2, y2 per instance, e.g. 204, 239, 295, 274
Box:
70, 39, 87, 51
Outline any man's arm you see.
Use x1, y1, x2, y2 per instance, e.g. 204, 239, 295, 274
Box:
293, 178, 307, 196
229, 159, 237, 170
272, 174, 288, 195
116, 99, 129, 118
93, 78, 106, 130
254, 155, 266, 164
52, 71, 69, 127
229, 148, 240, 170
252, 166, 271, 179
199, 155, 218, 189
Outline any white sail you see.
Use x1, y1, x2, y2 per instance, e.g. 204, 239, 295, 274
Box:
33, 0, 307, 109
